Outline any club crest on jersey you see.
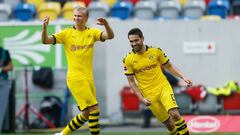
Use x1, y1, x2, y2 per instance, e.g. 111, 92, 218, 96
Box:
87, 34, 93, 38
148, 54, 154, 60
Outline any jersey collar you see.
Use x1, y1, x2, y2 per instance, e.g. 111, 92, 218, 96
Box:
132, 45, 149, 54
73, 26, 89, 30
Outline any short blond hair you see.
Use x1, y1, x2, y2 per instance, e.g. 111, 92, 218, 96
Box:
74, 5, 89, 17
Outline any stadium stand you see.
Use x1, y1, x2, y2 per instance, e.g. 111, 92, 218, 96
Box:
88, 1, 109, 19
0, 3, 11, 21
14, 3, 36, 21
0, 0, 239, 20
111, 1, 133, 20
157, 0, 181, 19
62, 1, 86, 20
134, 0, 157, 20
38, 2, 61, 21
182, 0, 206, 19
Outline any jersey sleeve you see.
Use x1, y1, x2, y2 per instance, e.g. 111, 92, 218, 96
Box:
157, 48, 169, 65
91, 28, 104, 42
52, 29, 67, 44
123, 56, 134, 75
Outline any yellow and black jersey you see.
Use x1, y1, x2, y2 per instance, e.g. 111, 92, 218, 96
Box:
123, 46, 170, 99
53, 26, 104, 81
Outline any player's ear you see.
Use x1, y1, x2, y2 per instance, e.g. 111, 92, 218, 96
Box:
141, 36, 144, 42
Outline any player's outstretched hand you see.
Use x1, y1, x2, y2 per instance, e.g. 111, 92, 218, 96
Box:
183, 77, 193, 87
96, 17, 108, 26
43, 16, 50, 28
142, 98, 152, 106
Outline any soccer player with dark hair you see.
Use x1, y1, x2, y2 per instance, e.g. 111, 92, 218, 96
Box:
123, 28, 192, 135
41, 6, 114, 135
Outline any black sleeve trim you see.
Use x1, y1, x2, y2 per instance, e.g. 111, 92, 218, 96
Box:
100, 31, 105, 42
52, 35, 56, 45
125, 73, 134, 75
162, 59, 169, 65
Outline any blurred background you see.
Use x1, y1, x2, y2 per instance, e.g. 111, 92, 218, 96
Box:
0, 0, 240, 134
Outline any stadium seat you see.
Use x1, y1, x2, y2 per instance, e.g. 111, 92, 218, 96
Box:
134, 0, 157, 20
26, 0, 45, 10
3, 0, 20, 9
88, 1, 109, 19
14, 3, 36, 21
196, 94, 222, 114
223, 92, 240, 114
62, 1, 86, 20
179, 0, 189, 7
232, 0, 240, 15
183, 0, 206, 19
120, 86, 142, 122
205, 0, 211, 5
38, 2, 61, 21
207, 0, 230, 18
227, 15, 240, 20
157, 0, 181, 19
111, 1, 133, 20
75, 0, 92, 6
149, 0, 166, 5
100, 0, 118, 8
125, 0, 139, 5
51, 0, 68, 7
201, 15, 222, 20
175, 93, 194, 114
0, 4, 11, 21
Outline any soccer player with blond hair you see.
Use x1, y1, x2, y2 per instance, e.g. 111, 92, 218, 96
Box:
41, 6, 114, 135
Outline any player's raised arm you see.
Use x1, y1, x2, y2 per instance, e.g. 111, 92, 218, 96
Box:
96, 17, 114, 40
41, 16, 55, 45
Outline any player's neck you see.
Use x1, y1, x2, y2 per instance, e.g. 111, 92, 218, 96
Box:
136, 45, 146, 55
75, 24, 85, 31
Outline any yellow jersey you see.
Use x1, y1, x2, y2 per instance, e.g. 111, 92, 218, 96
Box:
53, 26, 103, 80
123, 46, 170, 99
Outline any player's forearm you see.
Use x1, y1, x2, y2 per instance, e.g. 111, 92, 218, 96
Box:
41, 27, 49, 44
1, 62, 13, 72
42, 26, 54, 45
128, 82, 144, 100
167, 65, 185, 80
103, 22, 114, 39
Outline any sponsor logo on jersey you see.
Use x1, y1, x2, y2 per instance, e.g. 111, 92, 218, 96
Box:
135, 64, 157, 74
71, 44, 94, 51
